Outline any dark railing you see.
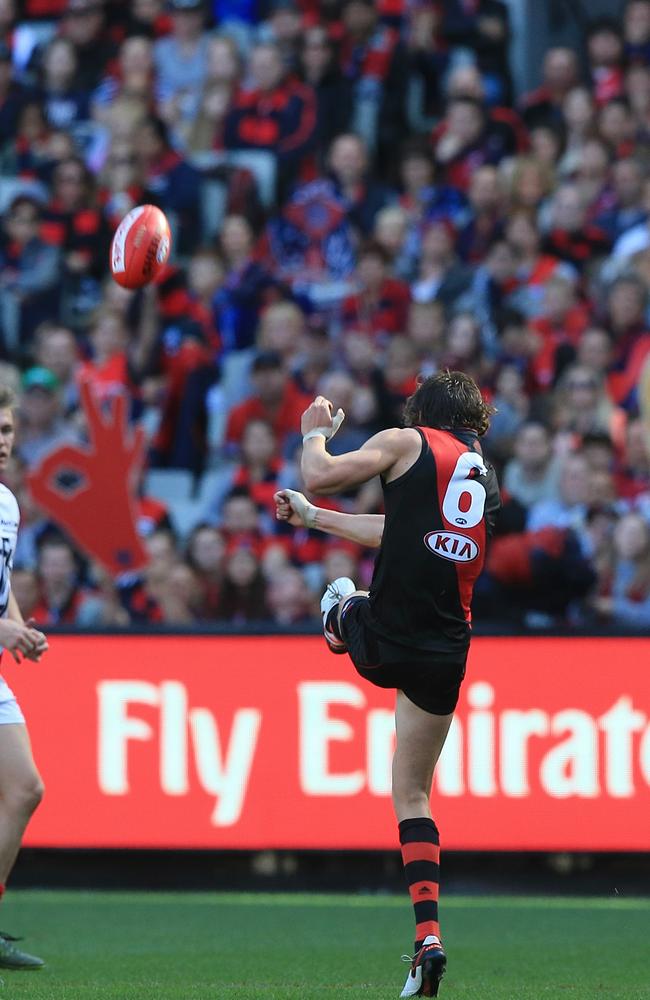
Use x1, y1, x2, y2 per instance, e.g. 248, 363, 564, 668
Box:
40, 622, 650, 638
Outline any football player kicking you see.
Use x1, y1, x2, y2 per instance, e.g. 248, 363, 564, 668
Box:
275, 371, 500, 998
0, 386, 48, 970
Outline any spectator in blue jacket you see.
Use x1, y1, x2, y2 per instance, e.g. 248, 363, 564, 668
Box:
135, 115, 202, 256
0, 196, 60, 358
224, 40, 317, 194
593, 512, 650, 629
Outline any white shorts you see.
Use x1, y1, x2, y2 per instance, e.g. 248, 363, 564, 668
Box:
0, 676, 25, 725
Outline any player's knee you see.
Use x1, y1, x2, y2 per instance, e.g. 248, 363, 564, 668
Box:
7, 776, 44, 818
30, 776, 45, 812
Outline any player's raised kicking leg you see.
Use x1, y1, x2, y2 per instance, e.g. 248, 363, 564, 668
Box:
320, 578, 362, 653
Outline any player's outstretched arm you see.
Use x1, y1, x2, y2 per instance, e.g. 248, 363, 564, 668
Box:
300, 396, 415, 493
275, 490, 385, 548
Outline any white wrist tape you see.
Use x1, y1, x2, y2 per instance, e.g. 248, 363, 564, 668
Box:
281, 489, 318, 527
302, 407, 345, 445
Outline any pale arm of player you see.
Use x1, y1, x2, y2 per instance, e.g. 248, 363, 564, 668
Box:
300, 398, 405, 493
7, 589, 24, 625
275, 490, 385, 548
4, 590, 48, 663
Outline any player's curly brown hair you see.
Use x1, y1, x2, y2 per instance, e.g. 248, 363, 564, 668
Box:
403, 370, 495, 436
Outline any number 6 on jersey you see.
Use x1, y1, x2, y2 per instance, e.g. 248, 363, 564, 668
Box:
442, 452, 487, 529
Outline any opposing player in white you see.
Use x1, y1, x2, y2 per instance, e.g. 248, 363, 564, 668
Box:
0, 387, 48, 969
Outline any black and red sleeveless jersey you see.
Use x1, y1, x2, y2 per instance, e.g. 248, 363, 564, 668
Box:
368, 426, 500, 659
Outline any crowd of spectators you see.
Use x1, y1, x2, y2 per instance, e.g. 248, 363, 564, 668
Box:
1, 0, 650, 631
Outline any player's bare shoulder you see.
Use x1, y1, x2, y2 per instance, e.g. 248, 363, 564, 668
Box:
381, 427, 424, 482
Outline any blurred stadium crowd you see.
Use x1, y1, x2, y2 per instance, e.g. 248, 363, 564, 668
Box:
0, 0, 650, 630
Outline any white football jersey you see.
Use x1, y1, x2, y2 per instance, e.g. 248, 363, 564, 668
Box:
0, 484, 19, 619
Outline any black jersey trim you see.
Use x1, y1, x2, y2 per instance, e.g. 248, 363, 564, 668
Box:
381, 428, 426, 490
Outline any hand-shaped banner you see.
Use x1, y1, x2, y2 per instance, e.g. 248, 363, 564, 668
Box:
28, 384, 148, 575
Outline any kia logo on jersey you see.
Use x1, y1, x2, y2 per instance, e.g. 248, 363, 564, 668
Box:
424, 531, 479, 562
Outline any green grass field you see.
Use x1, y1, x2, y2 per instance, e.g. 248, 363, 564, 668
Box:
0, 891, 648, 999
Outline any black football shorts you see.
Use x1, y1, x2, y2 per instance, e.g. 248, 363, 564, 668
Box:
338, 596, 467, 716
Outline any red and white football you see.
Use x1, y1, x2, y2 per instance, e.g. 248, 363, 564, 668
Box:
109, 204, 172, 289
